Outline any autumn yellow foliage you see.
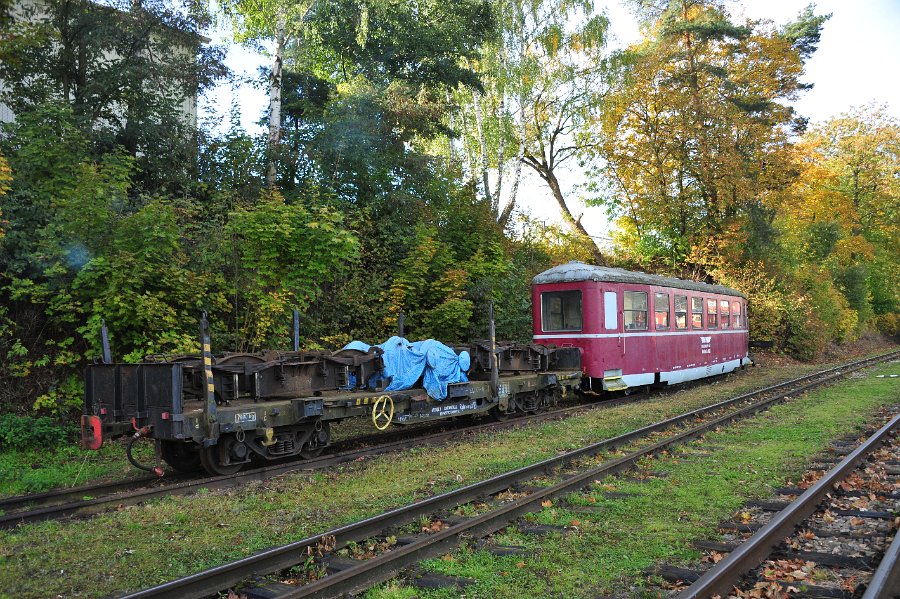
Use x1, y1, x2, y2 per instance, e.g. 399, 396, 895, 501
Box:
0, 151, 11, 239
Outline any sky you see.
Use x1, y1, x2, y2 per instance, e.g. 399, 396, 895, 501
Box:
202, 0, 900, 241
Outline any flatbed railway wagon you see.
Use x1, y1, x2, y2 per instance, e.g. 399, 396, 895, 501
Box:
532, 262, 751, 393
81, 324, 582, 475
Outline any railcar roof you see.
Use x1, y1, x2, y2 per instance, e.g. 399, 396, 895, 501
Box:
532, 261, 746, 298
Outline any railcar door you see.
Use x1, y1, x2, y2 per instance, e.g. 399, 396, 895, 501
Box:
597, 289, 627, 391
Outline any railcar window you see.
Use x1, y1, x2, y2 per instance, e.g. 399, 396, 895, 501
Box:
720, 300, 730, 329
675, 295, 688, 329
654, 292, 670, 329
732, 301, 742, 328
707, 298, 718, 329
604, 291, 618, 330
691, 297, 703, 328
541, 290, 583, 332
624, 291, 648, 330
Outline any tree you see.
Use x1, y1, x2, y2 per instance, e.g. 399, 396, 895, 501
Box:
306, 0, 492, 90
218, 0, 315, 188
454, 0, 610, 261
593, 0, 828, 272
0, 151, 9, 240
0, 0, 226, 191
774, 104, 900, 330
226, 191, 359, 348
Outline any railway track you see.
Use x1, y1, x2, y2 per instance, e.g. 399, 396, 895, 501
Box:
117, 350, 898, 599
1, 351, 894, 530
0, 417, 488, 515
671, 410, 900, 598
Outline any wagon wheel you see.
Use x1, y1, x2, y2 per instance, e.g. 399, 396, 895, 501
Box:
199, 442, 243, 476
158, 440, 203, 474
371, 395, 394, 431
490, 405, 511, 421
299, 421, 331, 459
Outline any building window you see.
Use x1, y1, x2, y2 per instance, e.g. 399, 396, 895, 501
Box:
691, 297, 703, 329
719, 300, 730, 329
654, 292, 670, 329
707, 298, 718, 329
541, 290, 583, 332
675, 295, 688, 330
624, 291, 648, 330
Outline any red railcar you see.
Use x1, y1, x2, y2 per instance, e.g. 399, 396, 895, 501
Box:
532, 262, 750, 393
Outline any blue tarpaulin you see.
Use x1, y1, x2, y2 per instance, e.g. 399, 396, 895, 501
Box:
341, 337, 470, 400
413, 339, 470, 400
379, 336, 427, 391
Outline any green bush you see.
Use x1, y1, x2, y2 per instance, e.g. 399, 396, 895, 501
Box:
0, 413, 75, 450
783, 294, 828, 361
32, 374, 84, 415
875, 313, 900, 338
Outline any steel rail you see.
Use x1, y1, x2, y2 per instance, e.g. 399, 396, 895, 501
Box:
0, 473, 167, 513
862, 521, 900, 599
121, 350, 897, 599
676, 412, 900, 599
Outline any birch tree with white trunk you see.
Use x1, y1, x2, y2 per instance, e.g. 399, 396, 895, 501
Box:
454, 0, 610, 263
219, 0, 313, 189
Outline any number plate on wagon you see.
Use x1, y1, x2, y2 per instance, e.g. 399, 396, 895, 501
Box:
234, 412, 257, 424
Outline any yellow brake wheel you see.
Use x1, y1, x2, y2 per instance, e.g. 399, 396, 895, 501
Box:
372, 394, 394, 430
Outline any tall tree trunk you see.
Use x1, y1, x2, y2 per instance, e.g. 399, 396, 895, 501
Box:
266, 12, 286, 189
498, 94, 526, 229
494, 95, 506, 209
446, 91, 458, 169
497, 25, 529, 229
472, 90, 492, 210
524, 152, 604, 265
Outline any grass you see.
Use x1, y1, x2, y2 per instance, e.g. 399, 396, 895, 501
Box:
0, 440, 155, 497
385, 361, 900, 598
0, 356, 895, 598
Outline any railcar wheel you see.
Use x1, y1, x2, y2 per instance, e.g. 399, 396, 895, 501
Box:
299, 422, 331, 459
490, 406, 511, 421
199, 442, 244, 476
159, 440, 203, 473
